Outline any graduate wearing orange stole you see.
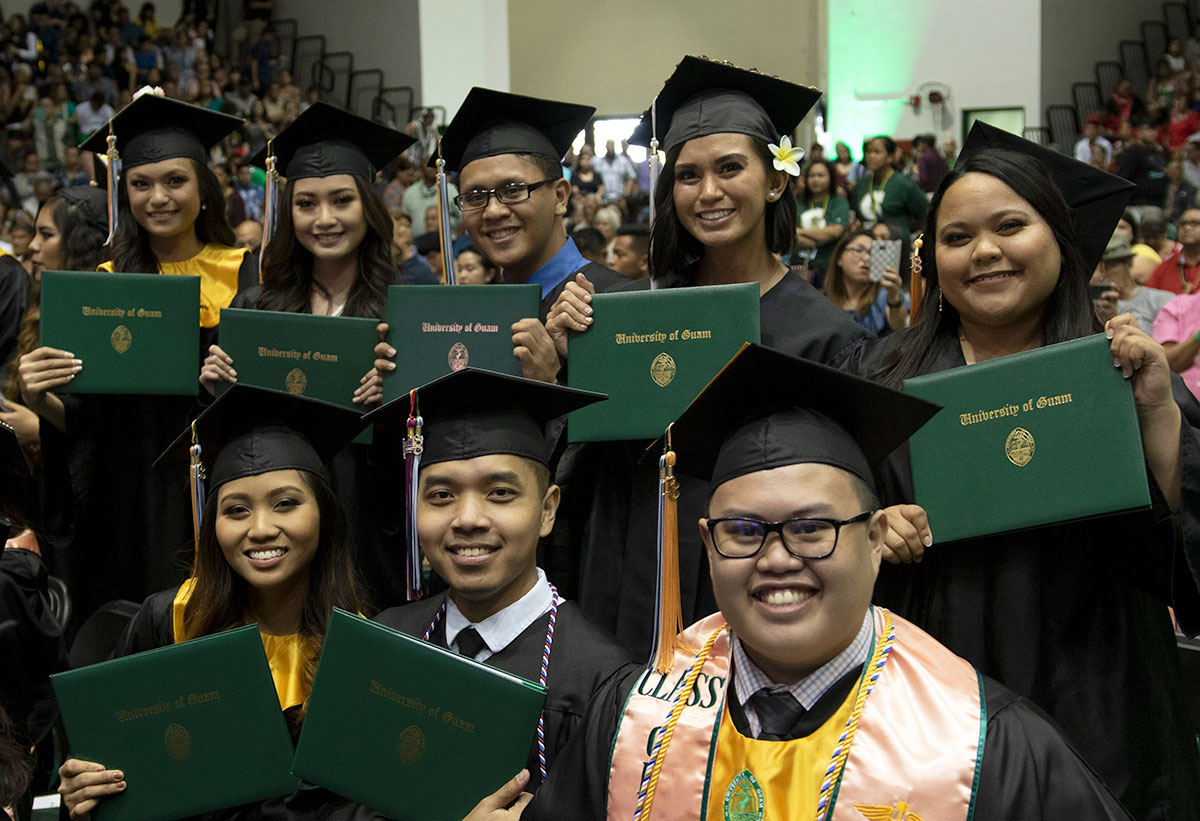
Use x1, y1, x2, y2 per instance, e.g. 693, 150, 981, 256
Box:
522, 345, 1132, 821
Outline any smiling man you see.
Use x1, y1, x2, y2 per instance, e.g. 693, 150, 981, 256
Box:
523, 345, 1131, 820
370, 369, 635, 790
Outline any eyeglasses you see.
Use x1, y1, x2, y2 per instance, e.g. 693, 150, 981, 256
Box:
704, 511, 875, 560
1179, 220, 1200, 228
454, 179, 556, 211
843, 246, 871, 256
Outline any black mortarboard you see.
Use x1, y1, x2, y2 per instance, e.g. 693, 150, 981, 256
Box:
156, 385, 366, 492
365, 369, 606, 468
629, 56, 821, 153
79, 92, 242, 169
54, 186, 108, 233
669, 344, 941, 493
248, 101, 415, 180
435, 87, 595, 173
955, 121, 1135, 273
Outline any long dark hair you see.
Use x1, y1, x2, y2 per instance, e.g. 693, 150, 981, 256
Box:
256, 175, 394, 319
823, 228, 879, 317
649, 136, 796, 283
5, 193, 109, 405
869, 148, 1096, 388
184, 470, 371, 712
108, 158, 235, 273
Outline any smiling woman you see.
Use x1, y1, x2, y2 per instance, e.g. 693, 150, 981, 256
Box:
57, 386, 372, 819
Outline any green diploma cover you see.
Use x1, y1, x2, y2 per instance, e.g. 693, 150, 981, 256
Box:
39, 270, 201, 395
566, 283, 761, 441
293, 610, 547, 821
903, 333, 1151, 542
381, 284, 540, 403
218, 308, 377, 408
50, 625, 296, 820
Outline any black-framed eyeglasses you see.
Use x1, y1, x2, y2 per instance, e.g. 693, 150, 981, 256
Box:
704, 511, 875, 560
454, 179, 556, 210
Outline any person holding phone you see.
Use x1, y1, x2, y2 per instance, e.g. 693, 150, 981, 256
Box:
1090, 234, 1173, 331
822, 228, 908, 335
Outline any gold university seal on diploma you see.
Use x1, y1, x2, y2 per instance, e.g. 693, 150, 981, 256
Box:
448, 342, 469, 371
1005, 427, 1035, 467
650, 352, 676, 387
163, 723, 191, 760
397, 724, 425, 763
285, 368, 307, 395
110, 324, 132, 353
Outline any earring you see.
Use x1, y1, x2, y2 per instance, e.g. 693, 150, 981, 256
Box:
767, 192, 778, 201
938, 289, 943, 314
201, 202, 207, 211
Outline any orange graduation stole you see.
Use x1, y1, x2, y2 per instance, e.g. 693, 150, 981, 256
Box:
606, 607, 984, 821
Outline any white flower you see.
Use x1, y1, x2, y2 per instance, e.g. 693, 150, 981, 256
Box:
133, 85, 165, 100
768, 135, 804, 177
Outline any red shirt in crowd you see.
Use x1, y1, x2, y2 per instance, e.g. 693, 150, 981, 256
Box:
1147, 248, 1200, 294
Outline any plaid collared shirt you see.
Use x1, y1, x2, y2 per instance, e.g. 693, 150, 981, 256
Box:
731, 610, 874, 738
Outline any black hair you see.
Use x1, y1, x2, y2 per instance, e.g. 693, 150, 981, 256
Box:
518, 152, 564, 181
257, 175, 395, 319
867, 148, 1096, 389
649, 136, 796, 283
0, 706, 30, 810
571, 226, 606, 258
616, 223, 649, 255
457, 244, 501, 284
823, 228, 880, 317
802, 158, 839, 204
108, 158, 235, 273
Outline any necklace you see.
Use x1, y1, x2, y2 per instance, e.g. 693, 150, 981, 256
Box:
424, 585, 560, 781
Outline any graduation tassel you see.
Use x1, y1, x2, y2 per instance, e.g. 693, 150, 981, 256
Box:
909, 233, 925, 324
651, 426, 683, 674
259, 141, 280, 269
648, 98, 662, 292
435, 138, 457, 285
403, 389, 425, 601
103, 124, 120, 246
188, 420, 206, 568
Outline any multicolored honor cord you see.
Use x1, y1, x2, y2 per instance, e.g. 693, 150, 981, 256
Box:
403, 389, 424, 601
424, 585, 560, 781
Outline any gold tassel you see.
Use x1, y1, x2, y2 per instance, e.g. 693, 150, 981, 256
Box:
435, 136, 457, 285
652, 429, 683, 674
259, 140, 278, 270
909, 233, 925, 323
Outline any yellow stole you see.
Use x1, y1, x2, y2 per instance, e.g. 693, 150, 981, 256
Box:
606, 607, 984, 821
99, 243, 247, 328
171, 578, 311, 711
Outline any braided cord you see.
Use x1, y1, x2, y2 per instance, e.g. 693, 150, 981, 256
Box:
534, 584, 559, 781
633, 624, 726, 821
814, 610, 896, 821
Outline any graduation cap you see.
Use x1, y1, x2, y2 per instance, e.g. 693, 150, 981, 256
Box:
435, 87, 595, 173
646, 343, 940, 673
248, 101, 415, 180
78, 91, 242, 169
365, 368, 606, 468
54, 186, 108, 234
364, 368, 605, 600
628, 56, 822, 153
955, 121, 1136, 273
156, 384, 366, 495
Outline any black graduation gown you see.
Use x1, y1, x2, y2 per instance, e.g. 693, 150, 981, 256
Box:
37, 254, 259, 624
839, 332, 1200, 821
0, 253, 28, 385
557, 272, 869, 655
375, 591, 638, 790
228, 286, 403, 608
538, 261, 624, 321
524, 664, 1134, 820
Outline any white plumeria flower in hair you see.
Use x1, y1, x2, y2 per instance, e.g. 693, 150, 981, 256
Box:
768, 135, 804, 177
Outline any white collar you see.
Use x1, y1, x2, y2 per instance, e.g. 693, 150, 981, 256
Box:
444, 568, 554, 662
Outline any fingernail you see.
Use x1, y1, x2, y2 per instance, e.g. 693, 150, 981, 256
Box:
1106, 328, 1114, 339
585, 306, 593, 315
71, 358, 81, 365
923, 535, 932, 547
386, 362, 396, 371
117, 781, 126, 790
229, 370, 237, 378
1113, 360, 1121, 368
585, 316, 593, 324
387, 347, 396, 357
71, 365, 81, 372
65, 351, 75, 358
113, 771, 123, 781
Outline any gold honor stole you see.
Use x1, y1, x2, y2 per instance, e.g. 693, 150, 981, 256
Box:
606, 608, 985, 821
101, 243, 247, 328
171, 578, 311, 711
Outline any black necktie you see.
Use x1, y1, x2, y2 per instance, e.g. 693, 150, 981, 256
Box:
455, 626, 487, 659
749, 689, 805, 741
